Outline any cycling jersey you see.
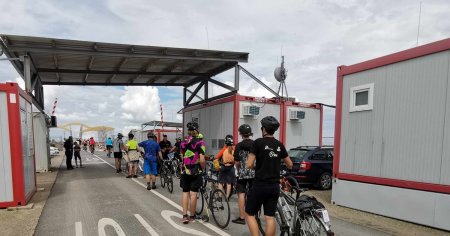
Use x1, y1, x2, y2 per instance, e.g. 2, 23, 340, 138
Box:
234, 139, 255, 179
89, 139, 95, 145
126, 139, 138, 150
216, 145, 235, 165
180, 136, 205, 175
139, 140, 160, 162
105, 138, 113, 146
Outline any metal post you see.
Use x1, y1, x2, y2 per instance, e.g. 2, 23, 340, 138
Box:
235, 65, 240, 91
24, 55, 32, 93
204, 80, 209, 100
183, 87, 187, 106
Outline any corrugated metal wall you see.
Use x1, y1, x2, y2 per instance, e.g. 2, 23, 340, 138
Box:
237, 102, 280, 142
19, 96, 35, 197
184, 102, 234, 155
33, 113, 49, 172
285, 106, 320, 149
0, 92, 13, 202
340, 50, 450, 184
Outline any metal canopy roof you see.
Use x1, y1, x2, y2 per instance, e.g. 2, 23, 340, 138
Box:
0, 34, 248, 86
141, 120, 183, 130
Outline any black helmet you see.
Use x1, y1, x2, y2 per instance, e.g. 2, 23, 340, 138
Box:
225, 135, 234, 146
238, 124, 252, 136
260, 116, 280, 132
117, 133, 123, 138
187, 122, 199, 131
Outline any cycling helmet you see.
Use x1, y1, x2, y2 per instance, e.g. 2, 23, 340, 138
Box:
260, 116, 280, 132
117, 133, 123, 138
187, 122, 199, 131
238, 124, 253, 136
225, 135, 234, 146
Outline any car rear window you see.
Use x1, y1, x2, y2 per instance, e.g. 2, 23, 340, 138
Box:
288, 149, 308, 162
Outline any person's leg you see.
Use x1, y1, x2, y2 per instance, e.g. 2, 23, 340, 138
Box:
245, 184, 264, 236
127, 161, 133, 178
246, 215, 260, 236
65, 152, 70, 169
264, 216, 276, 236
133, 162, 138, 176
74, 153, 78, 167
189, 191, 197, 216
238, 192, 246, 219
79, 153, 82, 167
226, 183, 232, 199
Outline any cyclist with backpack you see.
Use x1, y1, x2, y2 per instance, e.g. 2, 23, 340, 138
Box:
231, 124, 255, 225
215, 134, 236, 200
139, 133, 163, 190
245, 116, 293, 236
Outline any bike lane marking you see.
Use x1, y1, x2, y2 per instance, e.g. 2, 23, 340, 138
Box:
98, 218, 126, 236
134, 214, 160, 236
75, 221, 82, 236
94, 154, 231, 236
161, 210, 211, 236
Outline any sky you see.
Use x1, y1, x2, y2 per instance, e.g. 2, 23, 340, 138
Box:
1, 0, 450, 142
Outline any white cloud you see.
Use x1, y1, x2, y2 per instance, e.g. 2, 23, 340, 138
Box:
120, 86, 160, 122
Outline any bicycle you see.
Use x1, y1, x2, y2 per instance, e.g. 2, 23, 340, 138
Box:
89, 144, 95, 154
256, 173, 334, 236
159, 159, 174, 193
195, 161, 231, 229
168, 152, 182, 179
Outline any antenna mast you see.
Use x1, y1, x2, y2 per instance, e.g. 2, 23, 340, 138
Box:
274, 56, 288, 100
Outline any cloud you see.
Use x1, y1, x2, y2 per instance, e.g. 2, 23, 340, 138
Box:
120, 86, 160, 122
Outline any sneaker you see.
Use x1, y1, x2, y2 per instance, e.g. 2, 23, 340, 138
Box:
232, 217, 246, 225
152, 183, 156, 189
126, 175, 132, 178
133, 175, 138, 178
182, 215, 189, 224
147, 183, 152, 190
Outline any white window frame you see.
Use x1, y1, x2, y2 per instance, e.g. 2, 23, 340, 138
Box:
349, 83, 374, 112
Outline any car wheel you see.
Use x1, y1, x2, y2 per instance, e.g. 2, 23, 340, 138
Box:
318, 172, 332, 190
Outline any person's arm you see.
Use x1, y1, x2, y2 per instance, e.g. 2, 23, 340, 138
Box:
200, 153, 206, 170
283, 156, 293, 170
158, 151, 163, 161
246, 153, 256, 169
216, 146, 226, 160
124, 143, 129, 152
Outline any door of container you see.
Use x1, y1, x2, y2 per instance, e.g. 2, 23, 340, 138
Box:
0, 92, 13, 203
19, 96, 35, 197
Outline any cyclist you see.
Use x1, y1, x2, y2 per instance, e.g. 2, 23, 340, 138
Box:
245, 116, 293, 236
232, 124, 255, 225
74, 141, 82, 168
113, 133, 124, 173
64, 136, 74, 170
170, 137, 182, 161
139, 133, 163, 190
215, 134, 236, 200
180, 122, 206, 224
105, 137, 113, 158
89, 137, 95, 153
82, 139, 88, 151
159, 134, 172, 172
125, 133, 139, 178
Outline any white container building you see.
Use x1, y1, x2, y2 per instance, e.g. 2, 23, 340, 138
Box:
182, 94, 323, 155
332, 38, 450, 231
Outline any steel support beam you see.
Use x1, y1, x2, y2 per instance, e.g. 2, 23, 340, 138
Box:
204, 80, 208, 100
186, 90, 237, 108
185, 80, 205, 106
38, 68, 209, 77
208, 78, 236, 91
235, 65, 240, 91
24, 55, 32, 93
186, 88, 204, 100
238, 65, 280, 98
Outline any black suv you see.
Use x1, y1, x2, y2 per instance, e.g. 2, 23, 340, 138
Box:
281, 146, 334, 190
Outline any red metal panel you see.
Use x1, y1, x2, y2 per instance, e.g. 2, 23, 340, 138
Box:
319, 104, 323, 147
337, 173, 450, 194
233, 95, 239, 144
333, 70, 344, 178
339, 38, 450, 76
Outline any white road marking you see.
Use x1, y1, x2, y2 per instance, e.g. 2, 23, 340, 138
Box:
134, 214, 160, 236
75, 221, 82, 236
98, 218, 126, 236
161, 210, 211, 236
94, 154, 230, 236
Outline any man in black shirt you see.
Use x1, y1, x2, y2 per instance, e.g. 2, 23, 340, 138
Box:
232, 124, 255, 225
159, 134, 172, 173
245, 116, 293, 236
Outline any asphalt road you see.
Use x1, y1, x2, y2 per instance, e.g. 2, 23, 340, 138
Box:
35, 150, 390, 236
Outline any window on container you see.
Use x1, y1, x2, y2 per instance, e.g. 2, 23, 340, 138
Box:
218, 139, 225, 148
350, 83, 374, 112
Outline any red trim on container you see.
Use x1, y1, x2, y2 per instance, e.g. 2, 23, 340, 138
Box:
340, 38, 450, 76
333, 70, 344, 177
337, 173, 450, 194
233, 94, 240, 144
182, 95, 236, 112
280, 100, 286, 144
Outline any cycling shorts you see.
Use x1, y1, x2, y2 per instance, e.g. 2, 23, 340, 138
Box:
106, 145, 113, 149
113, 152, 123, 159
245, 183, 279, 217
236, 178, 253, 194
180, 174, 202, 192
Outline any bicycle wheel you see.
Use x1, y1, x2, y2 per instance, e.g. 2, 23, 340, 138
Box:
257, 205, 287, 235
296, 214, 328, 236
195, 190, 204, 215
167, 175, 173, 193
210, 189, 230, 229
